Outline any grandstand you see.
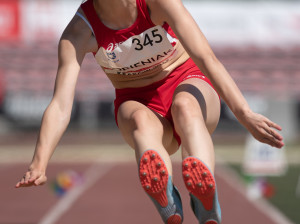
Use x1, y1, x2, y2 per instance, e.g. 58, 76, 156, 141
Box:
1, 42, 299, 132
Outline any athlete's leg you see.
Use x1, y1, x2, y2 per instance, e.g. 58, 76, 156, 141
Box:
171, 78, 221, 224
171, 78, 220, 172
117, 100, 178, 173
117, 100, 183, 224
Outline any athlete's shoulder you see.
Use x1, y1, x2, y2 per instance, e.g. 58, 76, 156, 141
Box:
62, 8, 93, 40
59, 8, 97, 53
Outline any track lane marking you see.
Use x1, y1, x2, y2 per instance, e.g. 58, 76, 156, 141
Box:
216, 161, 295, 224
38, 162, 114, 224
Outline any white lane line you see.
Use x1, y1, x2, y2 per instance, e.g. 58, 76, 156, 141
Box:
38, 162, 114, 224
216, 161, 295, 224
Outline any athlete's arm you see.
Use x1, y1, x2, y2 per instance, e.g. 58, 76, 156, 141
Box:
147, 0, 284, 148
15, 13, 96, 188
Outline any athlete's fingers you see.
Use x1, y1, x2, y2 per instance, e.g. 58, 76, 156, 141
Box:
20, 174, 27, 185
28, 172, 40, 183
260, 138, 277, 148
266, 127, 284, 143
265, 119, 282, 131
16, 171, 44, 188
265, 133, 284, 148
16, 174, 27, 188
251, 125, 282, 148
264, 121, 283, 141
247, 113, 284, 148
15, 181, 26, 188
15, 181, 22, 188
259, 127, 284, 148
262, 123, 284, 147
34, 175, 47, 186
24, 172, 32, 184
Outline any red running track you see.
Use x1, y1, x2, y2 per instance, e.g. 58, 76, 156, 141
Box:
0, 162, 284, 224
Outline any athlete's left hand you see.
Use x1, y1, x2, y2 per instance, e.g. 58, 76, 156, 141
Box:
15, 168, 47, 188
239, 110, 284, 148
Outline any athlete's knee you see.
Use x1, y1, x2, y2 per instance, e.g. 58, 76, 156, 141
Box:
171, 95, 202, 122
117, 109, 149, 141
130, 109, 164, 140
130, 109, 152, 129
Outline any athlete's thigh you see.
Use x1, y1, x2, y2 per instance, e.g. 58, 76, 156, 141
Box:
117, 100, 175, 150
173, 78, 220, 134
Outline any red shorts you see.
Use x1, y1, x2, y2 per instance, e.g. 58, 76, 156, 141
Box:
114, 58, 217, 145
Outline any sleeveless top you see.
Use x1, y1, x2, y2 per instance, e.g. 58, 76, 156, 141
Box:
79, 0, 190, 85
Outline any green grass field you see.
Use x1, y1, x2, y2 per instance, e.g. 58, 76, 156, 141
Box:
267, 165, 300, 223
231, 164, 300, 224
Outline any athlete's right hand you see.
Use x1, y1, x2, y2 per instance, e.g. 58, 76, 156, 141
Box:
239, 110, 284, 148
15, 168, 47, 188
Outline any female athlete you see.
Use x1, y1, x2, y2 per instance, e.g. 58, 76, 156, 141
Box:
15, 0, 284, 223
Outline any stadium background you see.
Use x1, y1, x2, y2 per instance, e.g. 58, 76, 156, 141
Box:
0, 0, 299, 223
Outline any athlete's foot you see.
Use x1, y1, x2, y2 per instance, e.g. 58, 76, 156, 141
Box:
182, 157, 221, 224
139, 150, 183, 224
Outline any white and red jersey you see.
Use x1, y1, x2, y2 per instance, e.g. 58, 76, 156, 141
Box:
80, 0, 189, 84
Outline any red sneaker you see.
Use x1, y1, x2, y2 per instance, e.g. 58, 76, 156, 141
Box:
182, 157, 221, 224
139, 150, 183, 224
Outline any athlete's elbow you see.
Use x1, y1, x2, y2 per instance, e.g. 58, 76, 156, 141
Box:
58, 104, 73, 124
48, 99, 73, 123
59, 110, 72, 124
